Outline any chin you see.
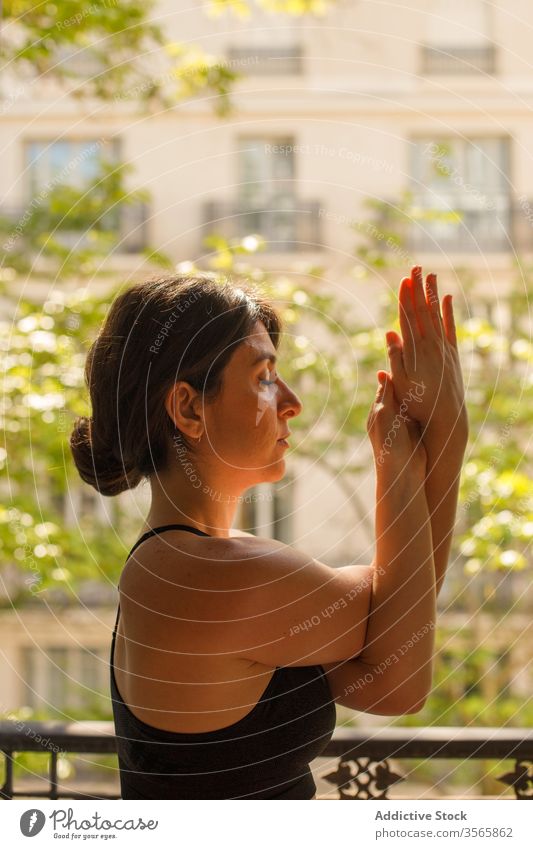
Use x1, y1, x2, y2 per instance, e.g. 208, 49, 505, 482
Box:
248, 461, 285, 489
266, 458, 287, 482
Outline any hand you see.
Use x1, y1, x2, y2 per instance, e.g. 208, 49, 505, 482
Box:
367, 370, 428, 480
384, 265, 468, 443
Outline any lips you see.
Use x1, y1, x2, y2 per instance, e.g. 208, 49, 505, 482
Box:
277, 431, 290, 448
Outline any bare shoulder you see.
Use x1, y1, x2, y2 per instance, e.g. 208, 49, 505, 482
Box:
120, 529, 374, 666
193, 536, 375, 667
201, 533, 296, 571
120, 529, 286, 592
228, 528, 257, 539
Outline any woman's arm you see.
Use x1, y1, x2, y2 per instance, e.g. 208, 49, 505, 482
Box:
323, 373, 436, 715
422, 428, 467, 597
323, 455, 436, 715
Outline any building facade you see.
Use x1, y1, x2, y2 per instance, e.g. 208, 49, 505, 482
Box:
1, 0, 531, 714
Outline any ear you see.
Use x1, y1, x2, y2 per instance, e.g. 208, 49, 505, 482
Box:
165, 382, 204, 440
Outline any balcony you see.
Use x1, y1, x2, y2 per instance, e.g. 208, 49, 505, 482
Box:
370, 197, 533, 255
201, 198, 323, 253
0, 201, 149, 255
409, 201, 511, 254
226, 45, 304, 76
421, 44, 496, 75
1, 721, 532, 799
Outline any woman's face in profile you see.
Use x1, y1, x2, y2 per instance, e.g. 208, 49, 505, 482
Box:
203, 319, 303, 487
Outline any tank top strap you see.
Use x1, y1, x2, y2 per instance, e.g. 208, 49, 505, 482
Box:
127, 523, 212, 560
113, 523, 213, 636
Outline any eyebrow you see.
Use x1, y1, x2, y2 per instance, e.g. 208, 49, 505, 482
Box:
251, 350, 277, 367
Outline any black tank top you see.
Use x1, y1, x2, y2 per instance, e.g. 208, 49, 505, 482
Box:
110, 524, 336, 799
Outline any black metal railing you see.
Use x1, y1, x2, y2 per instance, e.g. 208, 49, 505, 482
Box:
0, 721, 119, 800
369, 198, 533, 255
226, 45, 304, 76
0, 201, 149, 254
408, 200, 512, 253
321, 726, 533, 799
1, 721, 532, 800
201, 198, 323, 253
421, 44, 496, 75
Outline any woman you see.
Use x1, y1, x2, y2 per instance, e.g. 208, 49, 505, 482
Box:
70, 267, 467, 799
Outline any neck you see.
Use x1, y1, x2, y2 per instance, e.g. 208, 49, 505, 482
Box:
146, 469, 246, 539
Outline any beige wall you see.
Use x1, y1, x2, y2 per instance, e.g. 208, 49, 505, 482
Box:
1, 1, 533, 273
0, 608, 116, 714
1, 1, 531, 710
1, 608, 530, 718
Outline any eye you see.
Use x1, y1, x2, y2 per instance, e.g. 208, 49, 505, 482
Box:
259, 367, 279, 386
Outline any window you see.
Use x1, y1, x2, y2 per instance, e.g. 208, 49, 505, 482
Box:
226, 6, 303, 75
239, 477, 294, 543
48, 480, 112, 528
21, 646, 109, 714
409, 137, 510, 252
25, 138, 119, 197
55, 45, 105, 78
21, 138, 146, 253
202, 136, 322, 252
235, 135, 299, 247
237, 135, 296, 207
422, 0, 495, 74
227, 45, 303, 76
272, 475, 295, 543
48, 648, 69, 709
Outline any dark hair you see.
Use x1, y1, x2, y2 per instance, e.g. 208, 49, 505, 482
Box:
70, 274, 283, 496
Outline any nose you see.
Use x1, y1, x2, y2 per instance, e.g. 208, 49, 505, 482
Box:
277, 378, 303, 419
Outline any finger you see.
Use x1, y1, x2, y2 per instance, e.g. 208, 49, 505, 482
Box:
376, 370, 387, 398
398, 277, 418, 370
368, 372, 387, 428
376, 370, 394, 405
442, 294, 457, 349
385, 330, 409, 388
425, 272, 444, 340
410, 266, 434, 338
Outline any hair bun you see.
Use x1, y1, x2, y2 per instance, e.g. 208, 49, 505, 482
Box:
69, 415, 140, 496
70, 414, 92, 450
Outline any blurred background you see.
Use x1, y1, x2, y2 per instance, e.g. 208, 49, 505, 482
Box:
0, 0, 532, 799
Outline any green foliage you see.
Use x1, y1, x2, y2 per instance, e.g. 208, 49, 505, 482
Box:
396, 626, 533, 729
0, 159, 150, 277
2, 0, 164, 100
2, 0, 239, 114
2, 0, 338, 115
0, 0, 349, 609
350, 191, 533, 580
0, 280, 141, 603
208, 0, 334, 13
388, 627, 531, 793
0, 142, 174, 602
0, 704, 116, 787
161, 44, 240, 117
1, 0, 530, 744
352, 191, 464, 276
1, 175, 531, 769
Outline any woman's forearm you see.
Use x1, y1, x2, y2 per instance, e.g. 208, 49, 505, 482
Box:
354, 465, 437, 712
423, 424, 468, 597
